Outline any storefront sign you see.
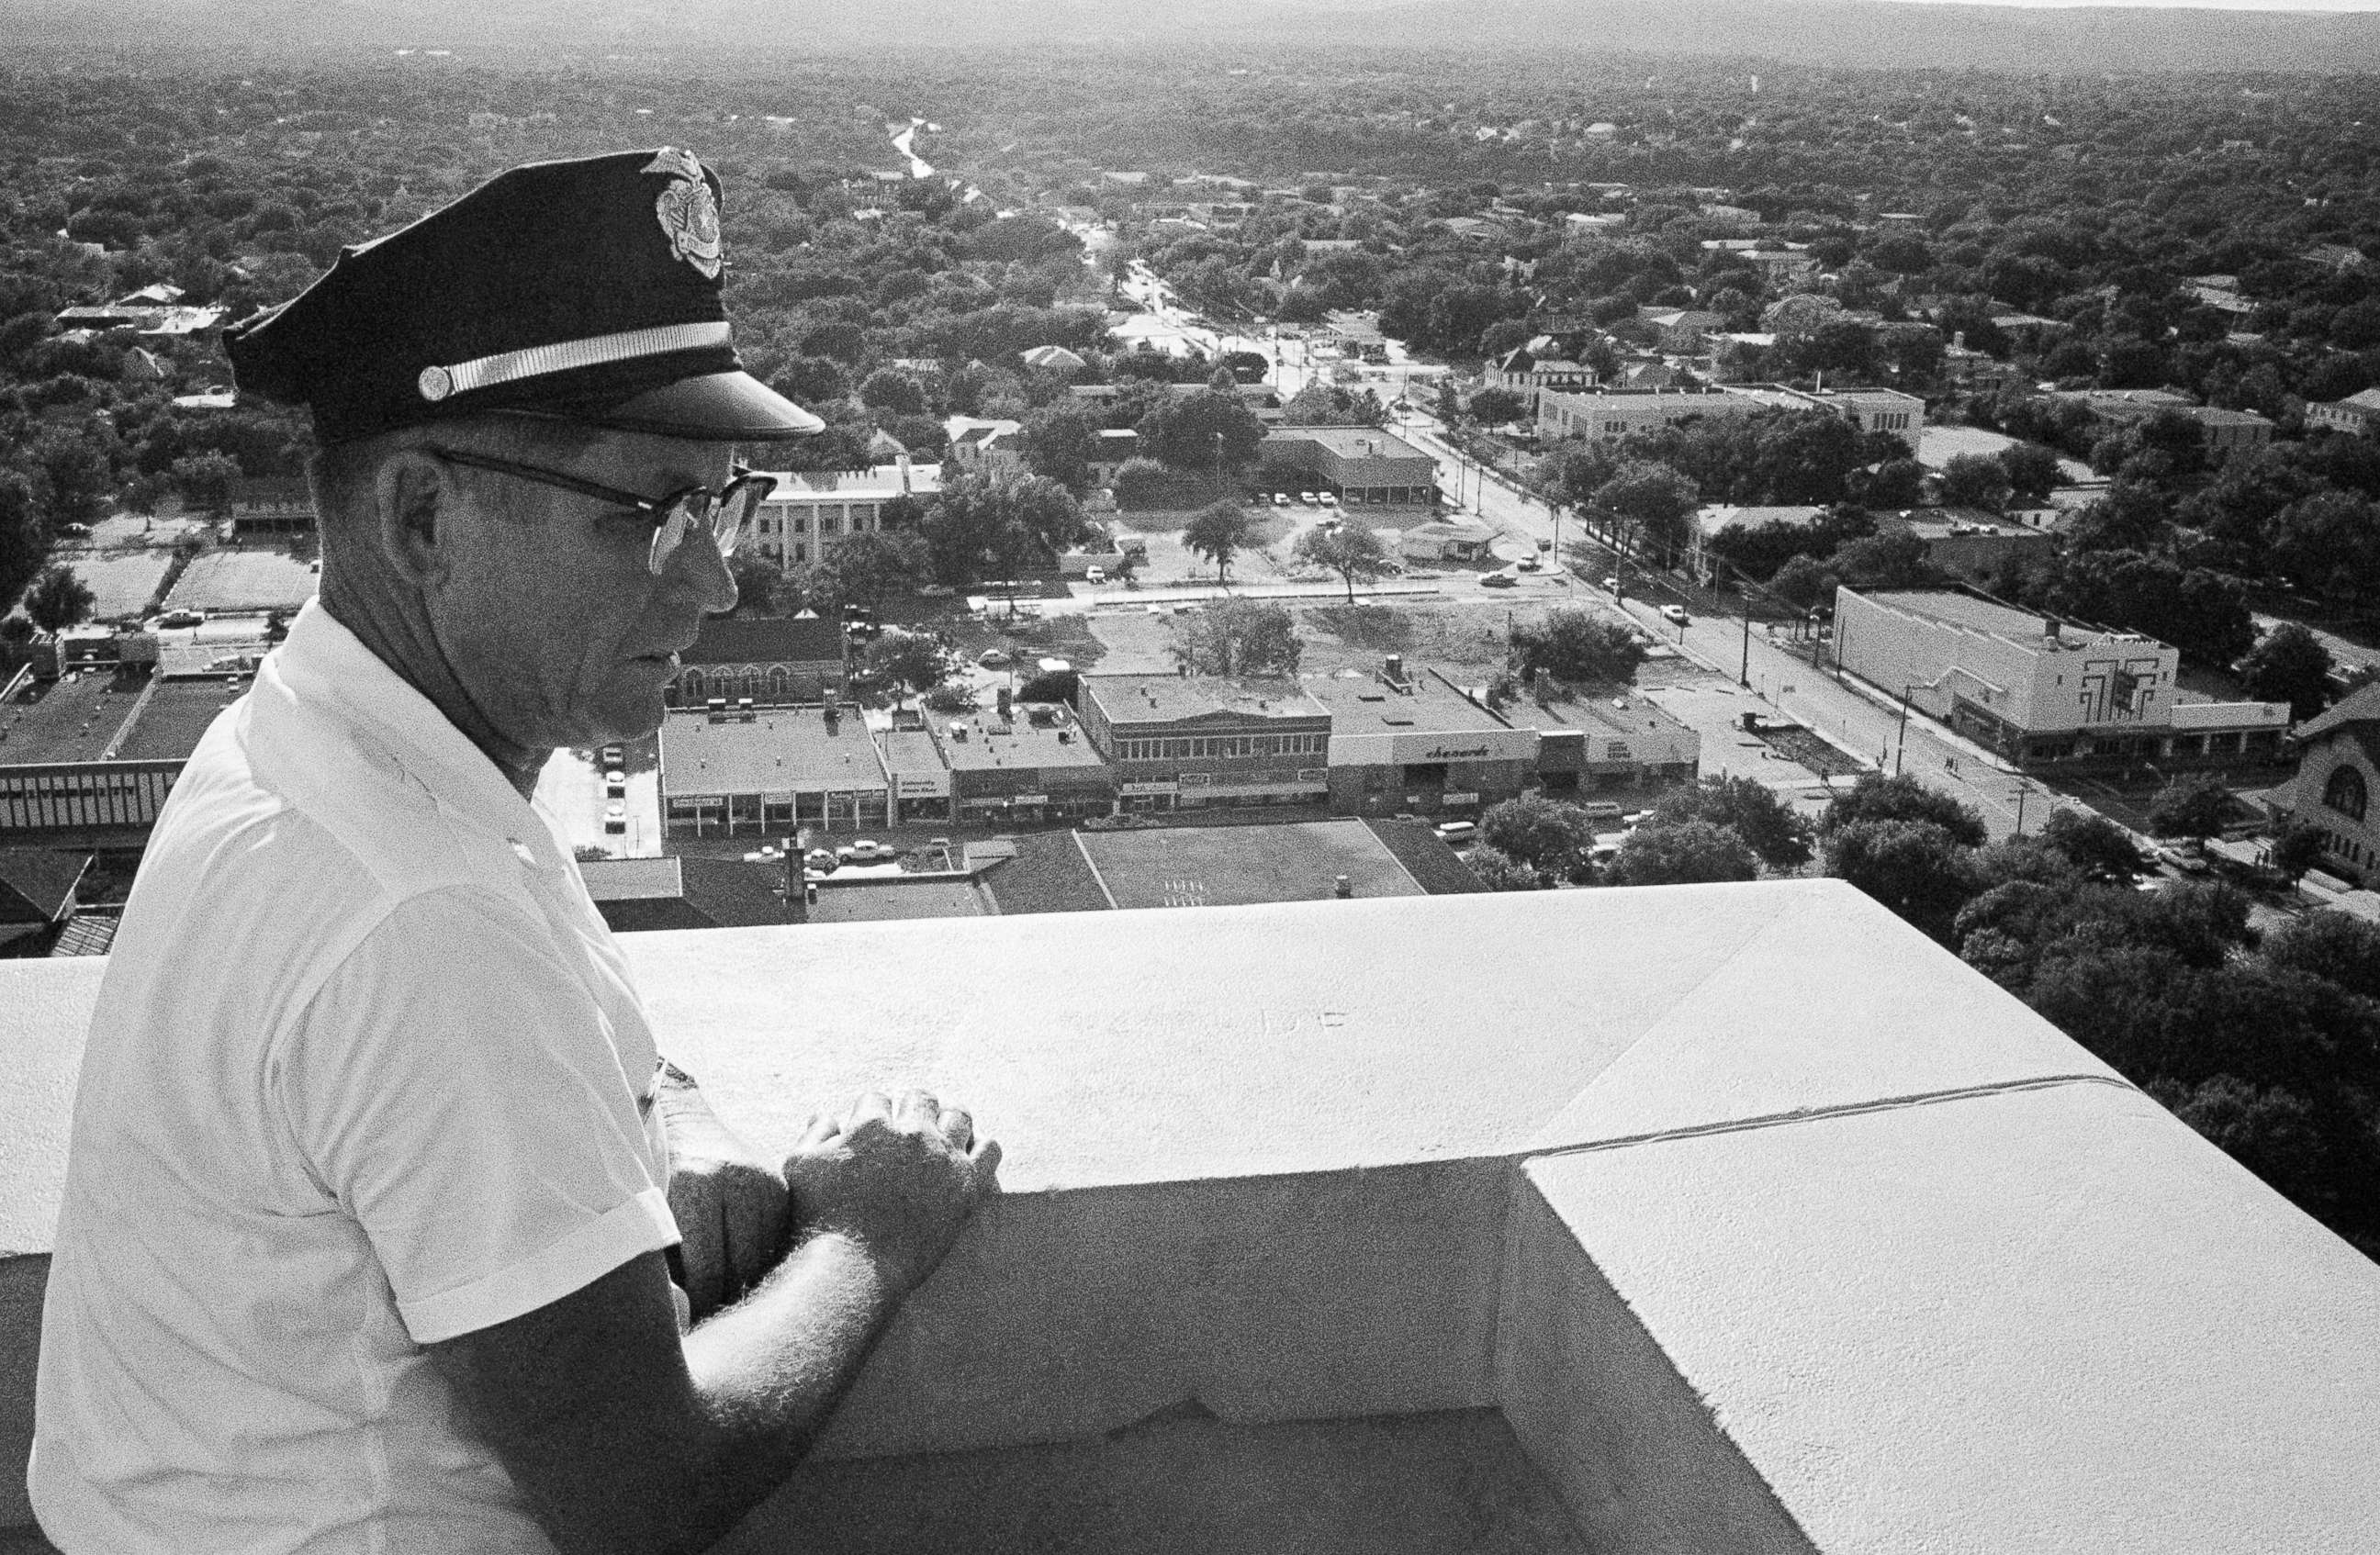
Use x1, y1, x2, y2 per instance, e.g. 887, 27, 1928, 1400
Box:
1121, 780, 1179, 796
1330, 727, 1540, 766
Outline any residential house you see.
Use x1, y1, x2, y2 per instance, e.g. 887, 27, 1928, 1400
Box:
1638, 308, 1725, 352
944, 418, 1027, 477
2307, 388, 2380, 439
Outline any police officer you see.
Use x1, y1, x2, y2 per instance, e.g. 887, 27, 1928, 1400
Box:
33, 149, 999, 1555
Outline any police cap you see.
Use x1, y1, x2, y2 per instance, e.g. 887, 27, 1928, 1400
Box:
224, 148, 822, 446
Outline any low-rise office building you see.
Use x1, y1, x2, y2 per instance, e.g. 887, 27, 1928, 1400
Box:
747, 460, 939, 571
1833, 587, 2289, 771
934, 699, 1115, 824
1079, 675, 1331, 812
1307, 662, 1541, 816
1539, 383, 1924, 454
658, 701, 890, 837
1256, 427, 1439, 508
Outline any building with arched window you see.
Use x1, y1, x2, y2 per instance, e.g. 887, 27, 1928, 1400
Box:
665, 615, 848, 710
2278, 683, 2380, 883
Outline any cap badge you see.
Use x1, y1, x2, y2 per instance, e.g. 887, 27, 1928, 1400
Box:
643, 148, 722, 280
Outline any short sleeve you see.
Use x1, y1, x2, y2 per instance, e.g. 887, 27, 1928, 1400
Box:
277, 885, 679, 1344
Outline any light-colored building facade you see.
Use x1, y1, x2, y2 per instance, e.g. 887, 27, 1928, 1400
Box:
1490, 686, 1701, 796
1078, 676, 1331, 813
1538, 384, 1923, 454
1833, 587, 2289, 770
1307, 662, 1541, 817
2275, 684, 2380, 883
658, 701, 890, 836
2307, 388, 2380, 439
881, 700, 1117, 825
747, 461, 939, 571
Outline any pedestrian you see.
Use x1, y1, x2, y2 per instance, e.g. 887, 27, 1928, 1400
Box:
33, 149, 1000, 1555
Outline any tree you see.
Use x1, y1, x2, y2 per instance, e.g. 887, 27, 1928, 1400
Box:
1651, 774, 1814, 870
1827, 531, 1937, 589
2036, 808, 2144, 881
2240, 622, 2333, 722
1468, 845, 1550, 891
915, 474, 1089, 587
1853, 457, 1925, 510
1294, 523, 1390, 602
862, 628, 951, 710
2001, 442, 2061, 503
23, 565, 95, 636
1110, 458, 1172, 511
2267, 820, 2328, 886
2262, 910, 2380, 1001
1937, 452, 2012, 513
1020, 403, 1099, 495
1184, 500, 1258, 582
725, 554, 784, 617
1170, 598, 1300, 676
1506, 607, 1646, 687
2147, 775, 2234, 842
1823, 818, 1982, 944
170, 450, 240, 521
1768, 553, 1838, 615
1606, 818, 1759, 886
1821, 773, 1988, 848
1480, 795, 1600, 884
1466, 387, 1528, 426
809, 528, 930, 614
1594, 462, 1699, 566
857, 369, 926, 415
1137, 389, 1263, 475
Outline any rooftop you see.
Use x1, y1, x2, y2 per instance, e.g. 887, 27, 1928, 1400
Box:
684, 614, 846, 668
754, 464, 941, 503
6, 881, 2375, 1549
1083, 676, 1330, 728
659, 707, 889, 797
935, 705, 1106, 772
1496, 688, 1696, 745
1853, 588, 2150, 652
110, 679, 241, 762
0, 672, 143, 767
1303, 668, 1511, 738
1262, 426, 1433, 462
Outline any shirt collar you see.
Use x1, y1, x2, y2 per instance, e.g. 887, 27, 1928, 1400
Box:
265, 599, 550, 852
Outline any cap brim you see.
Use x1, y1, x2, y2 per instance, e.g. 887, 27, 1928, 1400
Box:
574, 370, 825, 442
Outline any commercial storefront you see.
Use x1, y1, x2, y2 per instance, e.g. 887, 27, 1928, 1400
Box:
1308, 665, 1540, 815
658, 703, 890, 837
1080, 676, 1331, 813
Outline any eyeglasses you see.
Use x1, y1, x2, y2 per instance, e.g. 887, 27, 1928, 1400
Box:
429, 448, 777, 576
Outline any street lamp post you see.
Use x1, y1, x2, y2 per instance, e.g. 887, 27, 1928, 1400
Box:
1893, 685, 1914, 777
1738, 581, 1753, 688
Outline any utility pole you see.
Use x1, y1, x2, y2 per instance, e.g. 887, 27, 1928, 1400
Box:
1893, 686, 1913, 777
2014, 778, 2034, 836
1737, 575, 1753, 688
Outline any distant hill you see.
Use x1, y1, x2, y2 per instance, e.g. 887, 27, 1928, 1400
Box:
12, 0, 2380, 73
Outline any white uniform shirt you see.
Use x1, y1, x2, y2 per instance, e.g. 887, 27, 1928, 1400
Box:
32, 602, 681, 1553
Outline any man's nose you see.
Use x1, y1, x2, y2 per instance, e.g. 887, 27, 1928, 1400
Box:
668, 522, 739, 615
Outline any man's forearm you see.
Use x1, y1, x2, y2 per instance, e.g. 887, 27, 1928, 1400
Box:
666, 1233, 906, 1547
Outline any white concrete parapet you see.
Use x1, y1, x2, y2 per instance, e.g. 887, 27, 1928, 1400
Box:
3, 882, 2376, 1550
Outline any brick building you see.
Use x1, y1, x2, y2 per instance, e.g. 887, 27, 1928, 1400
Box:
2273, 684, 2380, 884
666, 615, 847, 709
1078, 676, 1331, 813
1306, 662, 1541, 818
1256, 427, 1440, 509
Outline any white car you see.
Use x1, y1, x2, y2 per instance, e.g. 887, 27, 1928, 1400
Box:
1661, 604, 1690, 626
1084, 566, 1107, 584
1317, 492, 1339, 507
1272, 492, 1292, 507
1434, 819, 1477, 843
1515, 554, 1541, 572
977, 648, 1013, 668
837, 839, 897, 864
1297, 491, 1318, 506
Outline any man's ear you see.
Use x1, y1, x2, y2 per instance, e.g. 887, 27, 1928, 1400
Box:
371, 448, 455, 589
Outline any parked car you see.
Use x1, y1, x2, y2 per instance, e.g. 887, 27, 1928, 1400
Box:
2159, 845, 2212, 875
1317, 492, 1339, 507
1434, 820, 1477, 843
1661, 604, 1690, 625
1601, 576, 1621, 594
1083, 565, 1107, 584
1480, 571, 1519, 588
837, 839, 897, 864
803, 848, 838, 874
153, 609, 206, 629
601, 745, 624, 766
916, 583, 956, 598
1272, 492, 1291, 507
977, 648, 1012, 667
1297, 491, 1318, 506
1515, 554, 1541, 572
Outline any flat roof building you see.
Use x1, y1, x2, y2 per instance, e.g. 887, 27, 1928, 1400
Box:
667, 614, 847, 709
1538, 383, 1923, 454
1490, 686, 1701, 796
886, 699, 1116, 825
1305, 663, 1541, 817
1079, 676, 1331, 813
1834, 587, 2289, 771
658, 702, 890, 836
1257, 427, 1439, 509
